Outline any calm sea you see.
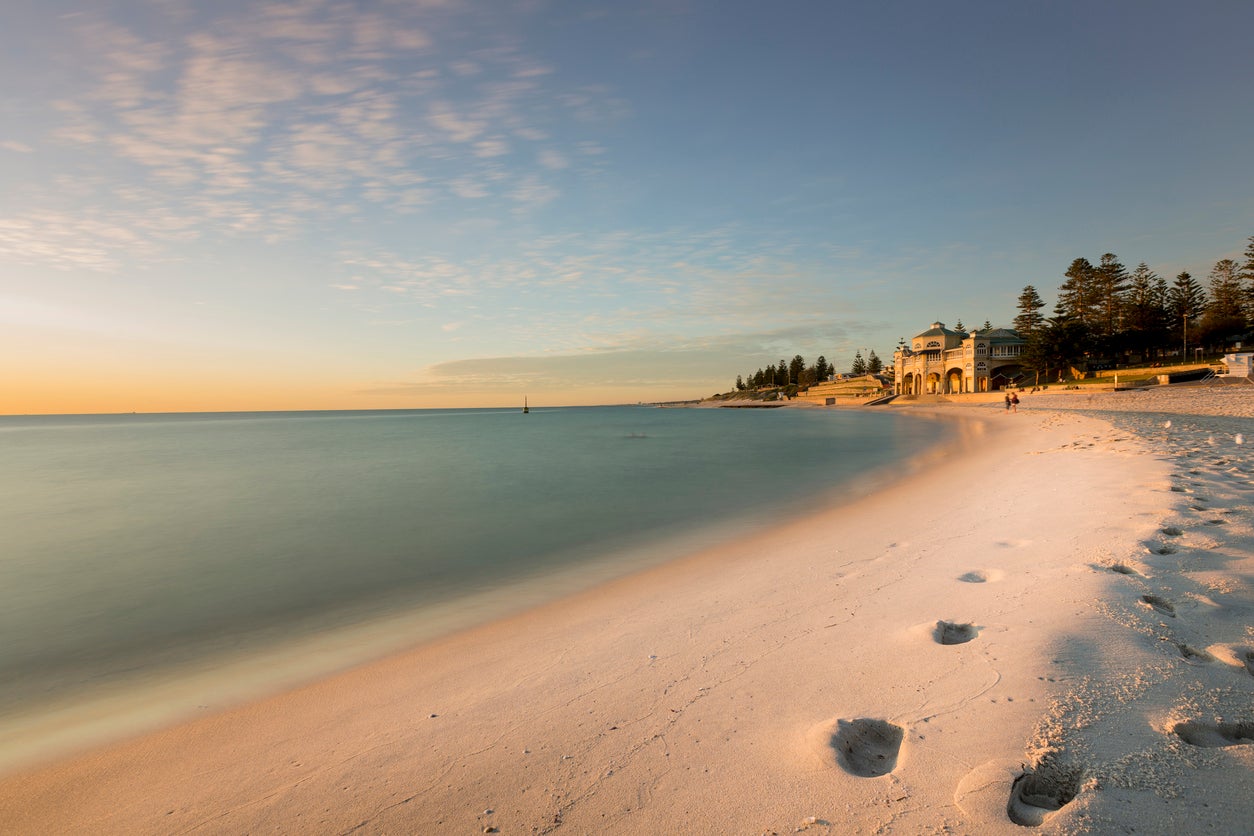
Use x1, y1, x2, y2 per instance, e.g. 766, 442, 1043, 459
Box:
0, 406, 943, 756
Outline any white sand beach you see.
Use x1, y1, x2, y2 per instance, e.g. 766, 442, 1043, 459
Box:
2, 387, 1253, 834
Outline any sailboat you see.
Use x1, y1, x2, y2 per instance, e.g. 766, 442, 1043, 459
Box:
522, 396, 529, 414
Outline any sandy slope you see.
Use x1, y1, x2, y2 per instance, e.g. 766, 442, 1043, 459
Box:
1, 394, 1251, 834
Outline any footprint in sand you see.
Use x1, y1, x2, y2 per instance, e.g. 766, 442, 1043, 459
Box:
1153, 544, 1178, 555
1140, 595, 1176, 617
1170, 720, 1254, 748
1244, 650, 1254, 677
935, 621, 978, 645
1109, 563, 1139, 576
830, 718, 904, 778
958, 570, 988, 583
1177, 644, 1215, 663
1006, 763, 1082, 827
1161, 526, 1184, 537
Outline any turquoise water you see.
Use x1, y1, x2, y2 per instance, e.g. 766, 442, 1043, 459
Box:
0, 406, 942, 719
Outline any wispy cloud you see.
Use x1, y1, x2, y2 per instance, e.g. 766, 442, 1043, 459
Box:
360, 320, 859, 399
2, 2, 604, 272
332, 224, 869, 362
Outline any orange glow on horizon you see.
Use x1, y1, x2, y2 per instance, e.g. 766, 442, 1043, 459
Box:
3, 373, 697, 415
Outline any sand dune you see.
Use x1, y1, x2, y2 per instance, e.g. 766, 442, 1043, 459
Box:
2, 390, 1252, 834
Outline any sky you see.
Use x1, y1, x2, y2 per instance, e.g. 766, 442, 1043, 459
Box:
3, 0, 1254, 413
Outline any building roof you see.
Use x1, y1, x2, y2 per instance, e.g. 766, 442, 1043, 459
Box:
914, 322, 963, 340
979, 327, 1026, 342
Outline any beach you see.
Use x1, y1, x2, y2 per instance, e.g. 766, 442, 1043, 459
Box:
2, 387, 1252, 834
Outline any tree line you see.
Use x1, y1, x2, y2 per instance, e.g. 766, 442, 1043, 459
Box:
1012, 234, 1254, 381
735, 349, 883, 392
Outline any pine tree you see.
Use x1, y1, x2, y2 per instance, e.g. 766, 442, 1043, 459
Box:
1168, 271, 1207, 357
954, 318, 965, 332
1123, 263, 1168, 359
851, 351, 866, 375
776, 360, 788, 386
982, 320, 992, 332
1094, 253, 1129, 338
735, 375, 745, 391
1240, 235, 1254, 323
1013, 285, 1046, 337
1206, 259, 1244, 319
789, 355, 806, 385
866, 350, 882, 374
814, 355, 830, 381
1058, 257, 1099, 330
1034, 304, 1090, 382
1198, 259, 1246, 348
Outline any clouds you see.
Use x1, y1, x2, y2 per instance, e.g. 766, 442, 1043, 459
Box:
1, 1, 608, 271
361, 321, 857, 403
333, 223, 861, 362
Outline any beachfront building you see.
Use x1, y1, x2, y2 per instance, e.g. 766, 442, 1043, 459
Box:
1222, 352, 1254, 378
893, 322, 1027, 394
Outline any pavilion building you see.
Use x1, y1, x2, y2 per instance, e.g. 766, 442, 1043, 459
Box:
893, 322, 1028, 394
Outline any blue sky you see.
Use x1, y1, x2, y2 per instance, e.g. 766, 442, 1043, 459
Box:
3, 0, 1253, 411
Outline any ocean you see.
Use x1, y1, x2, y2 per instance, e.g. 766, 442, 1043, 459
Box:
0, 405, 944, 759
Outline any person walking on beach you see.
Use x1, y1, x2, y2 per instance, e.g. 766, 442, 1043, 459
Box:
1005, 393, 1011, 412
1011, 392, 1019, 413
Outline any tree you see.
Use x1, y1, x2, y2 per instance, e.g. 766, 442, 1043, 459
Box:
814, 355, 830, 382
1123, 263, 1168, 360
788, 355, 806, 385
1058, 257, 1099, 330
1198, 259, 1246, 349
776, 359, 788, 385
1241, 235, 1254, 322
1206, 259, 1244, 319
1094, 253, 1129, 338
982, 320, 992, 332
1013, 285, 1046, 337
735, 374, 745, 391
850, 351, 867, 375
1167, 271, 1207, 358
1033, 304, 1091, 382
866, 350, 883, 374
954, 318, 965, 332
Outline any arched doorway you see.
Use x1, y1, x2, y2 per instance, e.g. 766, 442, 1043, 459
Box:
946, 368, 963, 394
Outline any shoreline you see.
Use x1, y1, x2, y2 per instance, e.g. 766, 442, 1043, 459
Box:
3, 393, 1253, 832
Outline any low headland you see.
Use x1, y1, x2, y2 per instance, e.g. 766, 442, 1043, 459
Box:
2, 384, 1253, 833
